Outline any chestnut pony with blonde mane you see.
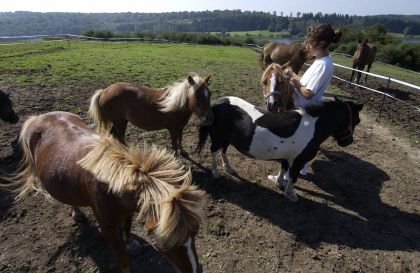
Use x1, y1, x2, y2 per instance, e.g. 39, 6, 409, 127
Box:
261, 63, 295, 113
1, 112, 204, 273
89, 75, 213, 156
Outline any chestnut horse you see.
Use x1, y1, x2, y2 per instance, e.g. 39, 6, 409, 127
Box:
350, 39, 377, 83
261, 63, 295, 113
259, 42, 310, 74
1, 112, 204, 273
0, 89, 19, 124
89, 75, 213, 156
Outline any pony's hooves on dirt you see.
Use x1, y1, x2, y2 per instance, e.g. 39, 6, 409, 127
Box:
283, 191, 298, 202
126, 239, 140, 255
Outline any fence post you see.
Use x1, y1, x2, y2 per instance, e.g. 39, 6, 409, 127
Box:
377, 77, 391, 119
65, 35, 70, 47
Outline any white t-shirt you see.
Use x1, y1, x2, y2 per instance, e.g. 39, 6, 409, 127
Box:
293, 55, 334, 108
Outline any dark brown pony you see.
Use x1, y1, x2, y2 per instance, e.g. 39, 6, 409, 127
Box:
261, 63, 295, 112
0, 89, 19, 124
89, 75, 213, 156
259, 42, 310, 74
350, 39, 377, 83
1, 112, 205, 273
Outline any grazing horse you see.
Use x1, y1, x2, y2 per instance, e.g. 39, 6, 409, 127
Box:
1, 112, 204, 273
0, 89, 19, 124
89, 75, 213, 156
261, 63, 295, 112
350, 39, 377, 84
259, 42, 310, 74
196, 96, 363, 202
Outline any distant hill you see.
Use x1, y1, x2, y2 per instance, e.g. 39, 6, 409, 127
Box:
0, 10, 419, 36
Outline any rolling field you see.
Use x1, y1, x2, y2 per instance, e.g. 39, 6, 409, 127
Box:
0, 41, 419, 273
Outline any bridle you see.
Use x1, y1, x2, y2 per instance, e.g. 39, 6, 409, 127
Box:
336, 102, 354, 141
263, 71, 293, 112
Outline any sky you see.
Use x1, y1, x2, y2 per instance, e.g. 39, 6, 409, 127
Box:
0, 0, 419, 16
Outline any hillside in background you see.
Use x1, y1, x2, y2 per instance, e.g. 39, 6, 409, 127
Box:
0, 10, 420, 36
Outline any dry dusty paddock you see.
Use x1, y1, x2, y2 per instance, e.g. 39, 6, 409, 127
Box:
0, 85, 419, 273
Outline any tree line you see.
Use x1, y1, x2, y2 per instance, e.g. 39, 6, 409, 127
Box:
1, 10, 420, 36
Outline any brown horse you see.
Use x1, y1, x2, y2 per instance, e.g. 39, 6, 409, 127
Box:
350, 39, 377, 83
1, 111, 205, 273
261, 63, 295, 112
0, 89, 19, 124
259, 42, 310, 74
89, 75, 213, 156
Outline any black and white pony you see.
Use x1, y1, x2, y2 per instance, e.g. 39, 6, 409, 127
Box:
196, 96, 363, 202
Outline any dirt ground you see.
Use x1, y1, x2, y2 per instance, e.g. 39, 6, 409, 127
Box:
0, 80, 419, 273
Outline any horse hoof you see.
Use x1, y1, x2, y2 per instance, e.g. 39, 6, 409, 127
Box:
283, 191, 298, 202
179, 149, 189, 158
126, 239, 140, 255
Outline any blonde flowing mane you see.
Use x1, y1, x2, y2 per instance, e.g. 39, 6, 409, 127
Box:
77, 137, 204, 249
157, 75, 205, 113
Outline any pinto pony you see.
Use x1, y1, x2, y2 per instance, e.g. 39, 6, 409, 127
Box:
259, 42, 310, 74
1, 112, 204, 273
261, 63, 295, 112
196, 96, 363, 202
89, 75, 213, 156
0, 89, 19, 124
350, 39, 377, 84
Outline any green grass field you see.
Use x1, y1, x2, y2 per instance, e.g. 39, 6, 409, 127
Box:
211, 30, 292, 38
0, 40, 265, 103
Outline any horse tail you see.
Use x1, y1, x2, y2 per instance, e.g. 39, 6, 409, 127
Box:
89, 89, 112, 135
78, 138, 205, 250
0, 116, 45, 200
195, 124, 210, 154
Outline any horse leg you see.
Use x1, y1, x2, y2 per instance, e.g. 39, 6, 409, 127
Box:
356, 65, 365, 84
71, 206, 84, 223
96, 217, 131, 273
221, 146, 236, 175
211, 150, 220, 178
176, 129, 188, 157
365, 63, 372, 83
168, 129, 179, 156
121, 215, 139, 255
283, 161, 301, 202
111, 120, 128, 144
268, 160, 289, 189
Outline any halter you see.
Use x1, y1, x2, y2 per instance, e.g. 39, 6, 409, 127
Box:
263, 72, 293, 112
336, 102, 353, 140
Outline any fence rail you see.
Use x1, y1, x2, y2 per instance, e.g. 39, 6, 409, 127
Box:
1, 36, 419, 113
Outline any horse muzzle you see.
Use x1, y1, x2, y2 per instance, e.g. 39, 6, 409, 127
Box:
200, 112, 214, 126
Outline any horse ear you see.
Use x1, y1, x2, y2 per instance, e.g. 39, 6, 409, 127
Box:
281, 61, 291, 70
365, 39, 368, 44
260, 64, 266, 72
204, 75, 211, 84
358, 38, 362, 44
187, 75, 195, 85
356, 103, 364, 111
